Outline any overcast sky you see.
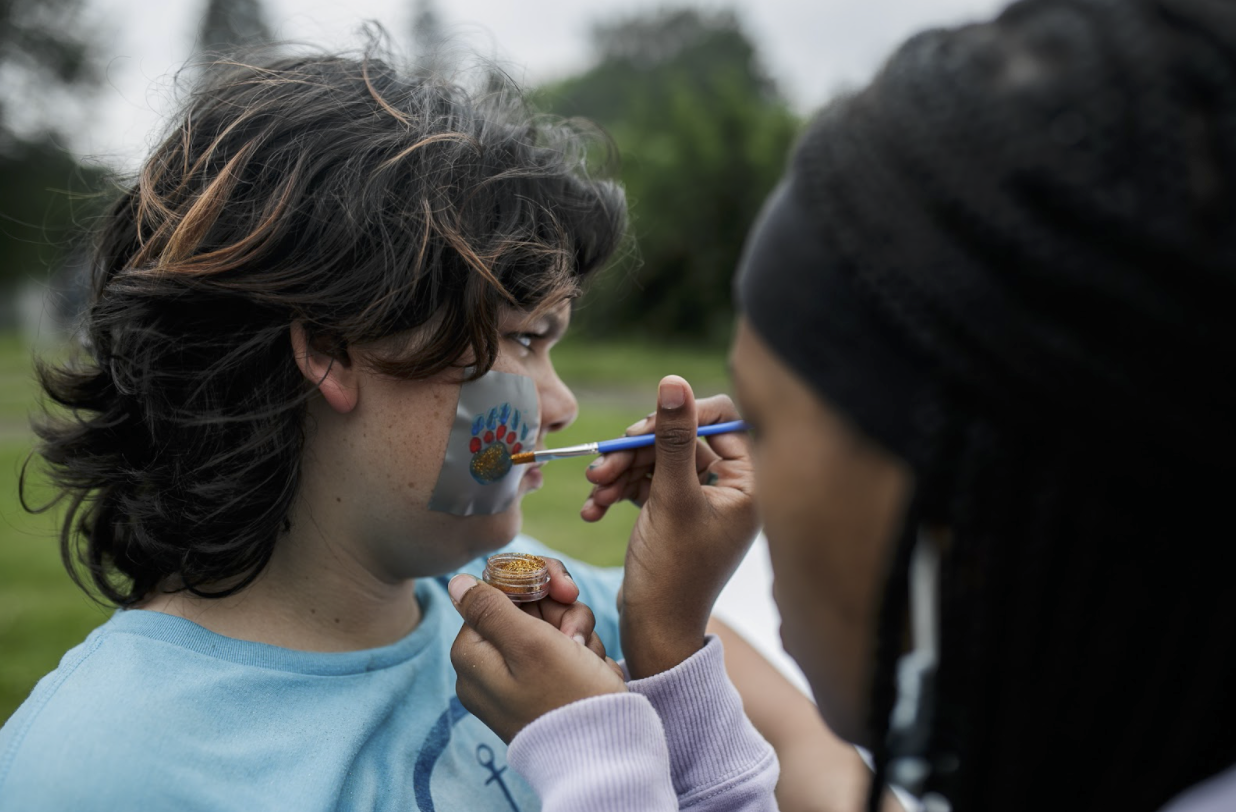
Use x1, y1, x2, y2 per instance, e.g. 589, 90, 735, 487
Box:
77, 0, 1006, 172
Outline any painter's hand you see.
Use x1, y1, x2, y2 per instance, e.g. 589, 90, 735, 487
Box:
450, 575, 626, 743
585, 376, 758, 679
537, 557, 597, 643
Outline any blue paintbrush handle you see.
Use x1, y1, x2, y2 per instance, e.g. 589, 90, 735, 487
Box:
594, 420, 749, 454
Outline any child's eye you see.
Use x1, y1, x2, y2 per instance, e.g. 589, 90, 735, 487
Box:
508, 332, 541, 350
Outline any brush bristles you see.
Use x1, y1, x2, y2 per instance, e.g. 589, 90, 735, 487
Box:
510, 451, 536, 465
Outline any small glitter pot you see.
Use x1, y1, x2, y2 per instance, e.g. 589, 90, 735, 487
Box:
483, 553, 550, 603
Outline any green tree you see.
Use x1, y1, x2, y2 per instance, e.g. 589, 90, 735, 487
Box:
541, 8, 799, 343
0, 0, 106, 294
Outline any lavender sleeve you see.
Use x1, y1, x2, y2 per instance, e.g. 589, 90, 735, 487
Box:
507, 635, 779, 811
1158, 764, 1236, 812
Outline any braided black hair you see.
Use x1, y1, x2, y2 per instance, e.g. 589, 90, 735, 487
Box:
764, 0, 1236, 808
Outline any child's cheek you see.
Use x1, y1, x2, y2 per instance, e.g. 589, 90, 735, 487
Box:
426, 370, 540, 517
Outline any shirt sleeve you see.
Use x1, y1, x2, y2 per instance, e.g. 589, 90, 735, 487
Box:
508, 692, 679, 812
1157, 764, 1236, 812
627, 635, 779, 810
507, 635, 779, 812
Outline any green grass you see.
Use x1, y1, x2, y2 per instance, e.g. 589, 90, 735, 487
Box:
518, 404, 644, 568
520, 335, 732, 565
0, 337, 113, 725
549, 336, 731, 393
0, 332, 728, 724
0, 335, 41, 426
0, 442, 111, 718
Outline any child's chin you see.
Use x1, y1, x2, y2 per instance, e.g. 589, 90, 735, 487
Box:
466, 503, 524, 550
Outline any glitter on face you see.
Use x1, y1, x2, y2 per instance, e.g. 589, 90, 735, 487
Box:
428, 370, 539, 517
469, 442, 512, 484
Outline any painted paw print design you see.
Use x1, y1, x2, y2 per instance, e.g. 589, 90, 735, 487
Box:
469, 403, 532, 484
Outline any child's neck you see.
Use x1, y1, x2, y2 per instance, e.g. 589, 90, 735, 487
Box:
138, 524, 423, 653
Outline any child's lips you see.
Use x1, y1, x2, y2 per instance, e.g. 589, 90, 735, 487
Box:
521, 464, 544, 491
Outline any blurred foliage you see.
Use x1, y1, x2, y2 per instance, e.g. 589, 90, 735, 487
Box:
198, 0, 271, 55
0, 0, 276, 299
0, 141, 104, 295
0, 0, 96, 147
0, 0, 109, 296
540, 8, 800, 344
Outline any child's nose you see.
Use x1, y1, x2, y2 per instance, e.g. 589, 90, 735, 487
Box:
538, 368, 578, 435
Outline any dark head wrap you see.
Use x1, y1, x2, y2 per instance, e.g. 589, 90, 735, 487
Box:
738, 0, 1236, 473
735, 1, 1236, 810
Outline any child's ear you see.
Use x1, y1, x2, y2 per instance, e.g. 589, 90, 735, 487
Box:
290, 322, 359, 414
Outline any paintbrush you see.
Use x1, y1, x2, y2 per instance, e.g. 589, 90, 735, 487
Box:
509, 420, 749, 465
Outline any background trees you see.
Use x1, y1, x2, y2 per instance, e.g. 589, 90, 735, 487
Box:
541, 9, 799, 343
0, 2, 800, 346
0, 0, 106, 298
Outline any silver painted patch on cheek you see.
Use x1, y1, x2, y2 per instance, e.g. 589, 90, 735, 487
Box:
428, 370, 540, 516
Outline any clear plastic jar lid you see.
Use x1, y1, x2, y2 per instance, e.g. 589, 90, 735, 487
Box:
482, 552, 550, 603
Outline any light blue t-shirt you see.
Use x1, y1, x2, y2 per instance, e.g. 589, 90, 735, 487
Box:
0, 535, 623, 812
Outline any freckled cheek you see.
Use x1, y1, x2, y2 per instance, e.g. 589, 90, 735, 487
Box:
366, 395, 456, 499
396, 424, 452, 495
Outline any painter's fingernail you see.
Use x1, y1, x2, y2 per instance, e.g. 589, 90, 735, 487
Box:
561, 566, 575, 583
448, 574, 478, 604
625, 419, 648, 435
572, 634, 587, 646
659, 379, 686, 410
582, 497, 596, 513
588, 455, 606, 469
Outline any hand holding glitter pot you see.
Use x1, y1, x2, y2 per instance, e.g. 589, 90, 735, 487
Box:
449, 573, 626, 744
483, 553, 550, 602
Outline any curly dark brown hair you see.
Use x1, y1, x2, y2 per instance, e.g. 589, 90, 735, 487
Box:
23, 33, 626, 606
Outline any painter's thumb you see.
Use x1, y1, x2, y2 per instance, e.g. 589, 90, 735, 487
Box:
450, 574, 522, 653
651, 375, 700, 502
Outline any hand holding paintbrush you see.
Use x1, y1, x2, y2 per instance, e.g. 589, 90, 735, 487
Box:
586, 376, 760, 676
509, 420, 749, 466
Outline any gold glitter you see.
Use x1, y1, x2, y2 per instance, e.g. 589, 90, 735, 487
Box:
483, 553, 550, 603
470, 442, 512, 483
491, 554, 545, 574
